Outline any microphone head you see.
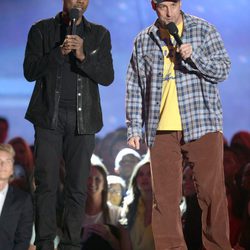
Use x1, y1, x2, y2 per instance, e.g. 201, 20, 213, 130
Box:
165, 22, 178, 36
69, 8, 80, 21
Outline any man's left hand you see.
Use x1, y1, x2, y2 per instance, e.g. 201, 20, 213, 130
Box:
178, 43, 192, 60
62, 35, 85, 61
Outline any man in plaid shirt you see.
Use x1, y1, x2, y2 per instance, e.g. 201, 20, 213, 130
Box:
126, 0, 232, 249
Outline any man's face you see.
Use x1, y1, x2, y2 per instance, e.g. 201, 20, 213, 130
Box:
154, 0, 182, 26
0, 150, 14, 182
63, 0, 89, 17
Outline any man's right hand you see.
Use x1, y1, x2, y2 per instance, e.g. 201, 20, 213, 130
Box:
60, 40, 71, 56
127, 136, 140, 150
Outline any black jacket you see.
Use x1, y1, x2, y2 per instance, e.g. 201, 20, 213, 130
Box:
23, 13, 114, 134
0, 186, 33, 250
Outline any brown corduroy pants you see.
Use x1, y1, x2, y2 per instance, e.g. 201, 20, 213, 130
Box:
150, 131, 232, 250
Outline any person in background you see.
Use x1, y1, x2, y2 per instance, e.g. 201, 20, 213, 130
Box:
114, 148, 141, 187
230, 131, 250, 169
235, 162, 250, 250
120, 154, 155, 250
182, 164, 202, 250
107, 175, 126, 207
0, 117, 9, 143
231, 131, 250, 153
23, 0, 114, 249
126, 0, 231, 249
0, 143, 33, 250
82, 154, 131, 250
223, 146, 245, 248
8, 136, 34, 193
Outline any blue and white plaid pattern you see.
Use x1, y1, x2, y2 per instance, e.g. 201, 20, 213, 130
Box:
126, 13, 231, 147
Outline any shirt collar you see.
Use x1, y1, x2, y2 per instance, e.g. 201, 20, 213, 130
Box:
0, 184, 8, 196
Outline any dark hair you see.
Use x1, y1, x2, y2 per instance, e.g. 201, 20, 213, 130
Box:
90, 161, 111, 224
122, 155, 150, 229
8, 137, 34, 174
0, 117, 9, 128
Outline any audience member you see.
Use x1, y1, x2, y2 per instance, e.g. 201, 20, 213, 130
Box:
107, 175, 126, 207
0, 143, 33, 250
231, 131, 250, 152
182, 164, 202, 250
114, 148, 141, 187
120, 154, 155, 250
224, 146, 242, 188
230, 131, 250, 168
236, 162, 250, 249
1, 122, 248, 249
8, 136, 34, 193
224, 146, 245, 248
0, 117, 9, 143
82, 154, 131, 250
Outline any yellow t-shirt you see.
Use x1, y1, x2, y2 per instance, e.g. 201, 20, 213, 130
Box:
130, 198, 155, 250
157, 22, 183, 131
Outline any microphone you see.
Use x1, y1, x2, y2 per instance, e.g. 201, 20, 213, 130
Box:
166, 22, 194, 64
165, 22, 183, 46
69, 8, 80, 35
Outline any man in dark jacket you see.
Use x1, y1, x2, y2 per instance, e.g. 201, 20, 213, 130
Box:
23, 0, 114, 249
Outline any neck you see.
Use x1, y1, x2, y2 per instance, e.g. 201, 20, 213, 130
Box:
141, 191, 153, 227
176, 13, 183, 26
0, 181, 8, 191
62, 11, 83, 26
141, 190, 152, 205
85, 195, 102, 215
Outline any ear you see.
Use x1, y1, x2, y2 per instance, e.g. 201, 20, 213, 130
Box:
151, 1, 157, 11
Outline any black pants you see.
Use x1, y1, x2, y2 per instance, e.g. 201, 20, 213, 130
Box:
34, 107, 95, 250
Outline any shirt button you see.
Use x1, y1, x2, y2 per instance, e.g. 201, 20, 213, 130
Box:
78, 108, 82, 111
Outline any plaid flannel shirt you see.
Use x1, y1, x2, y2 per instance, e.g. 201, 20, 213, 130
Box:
126, 13, 231, 147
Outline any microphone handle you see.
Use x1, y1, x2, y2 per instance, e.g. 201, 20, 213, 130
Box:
173, 34, 183, 46
71, 19, 77, 35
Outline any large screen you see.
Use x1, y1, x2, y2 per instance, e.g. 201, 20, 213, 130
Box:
0, 0, 249, 144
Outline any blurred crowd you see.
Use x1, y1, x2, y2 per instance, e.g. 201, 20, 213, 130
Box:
0, 116, 249, 250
